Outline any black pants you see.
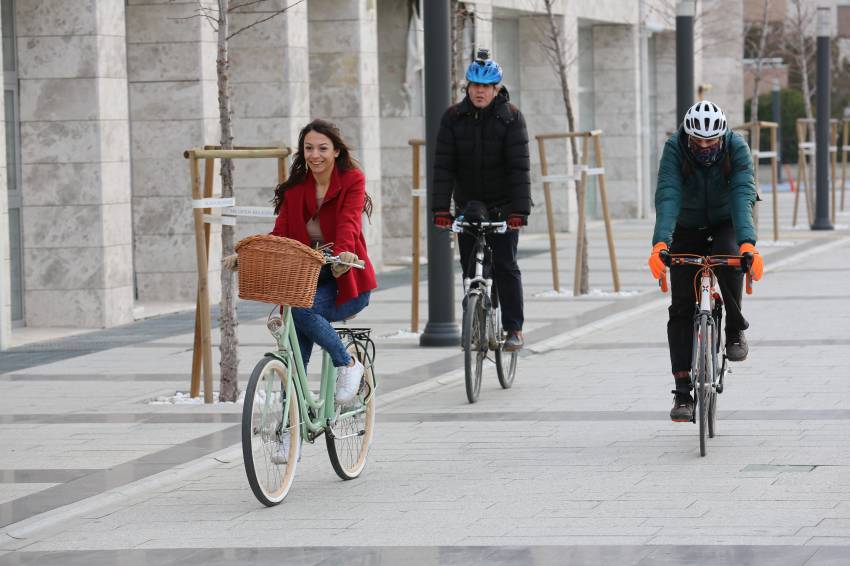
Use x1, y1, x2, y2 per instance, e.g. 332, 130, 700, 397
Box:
668, 222, 748, 373
458, 230, 524, 332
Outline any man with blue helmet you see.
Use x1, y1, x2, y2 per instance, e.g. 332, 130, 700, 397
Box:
432, 49, 531, 351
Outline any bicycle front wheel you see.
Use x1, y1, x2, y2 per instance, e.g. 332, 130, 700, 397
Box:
463, 293, 486, 403
326, 344, 376, 480
697, 316, 710, 457
242, 356, 301, 506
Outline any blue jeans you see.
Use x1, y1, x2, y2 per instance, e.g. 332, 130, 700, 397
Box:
291, 279, 370, 369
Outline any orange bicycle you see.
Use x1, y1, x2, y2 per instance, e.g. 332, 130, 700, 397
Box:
659, 251, 754, 456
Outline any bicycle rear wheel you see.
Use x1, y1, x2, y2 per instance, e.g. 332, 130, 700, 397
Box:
491, 287, 517, 389
462, 293, 486, 403
242, 356, 300, 506
326, 343, 376, 480
697, 316, 710, 457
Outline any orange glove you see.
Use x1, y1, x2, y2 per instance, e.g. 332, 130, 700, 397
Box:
648, 242, 668, 280
739, 243, 763, 281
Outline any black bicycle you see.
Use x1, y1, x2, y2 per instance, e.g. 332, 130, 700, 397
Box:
659, 251, 753, 456
450, 216, 518, 403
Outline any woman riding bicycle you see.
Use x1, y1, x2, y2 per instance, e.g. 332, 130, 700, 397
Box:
271, 119, 377, 404
648, 100, 764, 422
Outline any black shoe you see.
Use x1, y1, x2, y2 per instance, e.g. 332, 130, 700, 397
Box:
503, 331, 524, 352
726, 330, 748, 362
670, 389, 694, 422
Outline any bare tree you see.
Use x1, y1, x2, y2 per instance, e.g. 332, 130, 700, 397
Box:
450, 1, 474, 102
785, 0, 816, 121
536, 0, 589, 294
188, 0, 303, 402
745, 0, 775, 122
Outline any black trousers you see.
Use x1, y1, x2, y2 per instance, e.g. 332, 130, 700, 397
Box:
668, 222, 748, 373
458, 230, 524, 332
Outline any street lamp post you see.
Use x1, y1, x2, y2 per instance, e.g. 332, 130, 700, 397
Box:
812, 6, 833, 230
420, 0, 460, 346
676, 0, 696, 127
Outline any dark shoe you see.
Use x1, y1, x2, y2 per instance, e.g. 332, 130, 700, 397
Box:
726, 330, 748, 362
670, 389, 694, 422
503, 331, 524, 352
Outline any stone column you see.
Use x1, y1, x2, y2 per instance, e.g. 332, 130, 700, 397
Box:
309, 0, 383, 268
519, 15, 573, 233
16, 0, 134, 327
377, 0, 424, 263
126, 0, 221, 303
229, 0, 310, 242
592, 23, 643, 218
472, 2, 493, 55
0, 5, 9, 348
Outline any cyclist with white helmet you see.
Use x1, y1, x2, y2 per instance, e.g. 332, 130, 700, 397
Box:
432, 49, 531, 351
648, 100, 764, 422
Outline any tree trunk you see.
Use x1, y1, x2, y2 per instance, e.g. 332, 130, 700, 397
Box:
749, 0, 772, 124
544, 1, 589, 294
216, 0, 239, 402
791, 0, 814, 121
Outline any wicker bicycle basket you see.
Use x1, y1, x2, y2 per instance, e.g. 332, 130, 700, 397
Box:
235, 234, 325, 307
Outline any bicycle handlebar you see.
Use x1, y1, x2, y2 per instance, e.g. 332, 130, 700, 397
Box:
450, 218, 508, 234
658, 251, 753, 295
321, 250, 365, 269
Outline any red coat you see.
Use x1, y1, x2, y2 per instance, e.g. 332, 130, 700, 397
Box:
271, 166, 377, 305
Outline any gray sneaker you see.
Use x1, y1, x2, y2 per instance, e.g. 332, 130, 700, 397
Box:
670, 389, 694, 422
503, 331, 524, 352
726, 330, 748, 362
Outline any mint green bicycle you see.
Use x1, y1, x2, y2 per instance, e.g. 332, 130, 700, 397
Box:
241, 257, 376, 506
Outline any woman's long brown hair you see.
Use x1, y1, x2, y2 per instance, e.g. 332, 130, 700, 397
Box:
273, 119, 373, 218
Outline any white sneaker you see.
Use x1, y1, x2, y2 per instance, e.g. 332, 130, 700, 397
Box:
270, 433, 291, 465
335, 359, 364, 405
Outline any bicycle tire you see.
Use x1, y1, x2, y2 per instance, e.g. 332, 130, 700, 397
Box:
708, 321, 718, 439
698, 315, 710, 457
495, 347, 518, 389
326, 343, 376, 480
463, 293, 485, 403
490, 287, 517, 389
242, 356, 300, 506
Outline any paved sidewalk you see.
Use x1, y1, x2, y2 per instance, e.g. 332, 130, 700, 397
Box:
1, 192, 849, 565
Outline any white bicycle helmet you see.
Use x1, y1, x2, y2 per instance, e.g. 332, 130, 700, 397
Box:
683, 100, 727, 140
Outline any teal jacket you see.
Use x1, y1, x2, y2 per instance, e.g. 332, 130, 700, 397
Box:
652, 127, 757, 246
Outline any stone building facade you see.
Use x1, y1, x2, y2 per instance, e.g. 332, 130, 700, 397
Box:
0, 0, 746, 348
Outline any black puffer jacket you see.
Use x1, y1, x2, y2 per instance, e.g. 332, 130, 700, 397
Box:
432, 87, 531, 217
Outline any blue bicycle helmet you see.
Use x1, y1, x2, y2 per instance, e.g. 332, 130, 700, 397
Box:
465, 48, 503, 84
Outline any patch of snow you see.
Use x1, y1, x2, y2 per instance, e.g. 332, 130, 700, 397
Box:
149, 390, 245, 405
380, 329, 422, 340
760, 240, 798, 247
533, 288, 641, 299
581, 289, 641, 298
533, 289, 573, 298
784, 223, 849, 231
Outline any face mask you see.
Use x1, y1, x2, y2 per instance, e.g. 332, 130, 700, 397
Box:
688, 137, 723, 166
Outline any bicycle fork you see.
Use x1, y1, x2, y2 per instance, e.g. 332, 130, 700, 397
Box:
463, 246, 494, 350
691, 272, 718, 421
